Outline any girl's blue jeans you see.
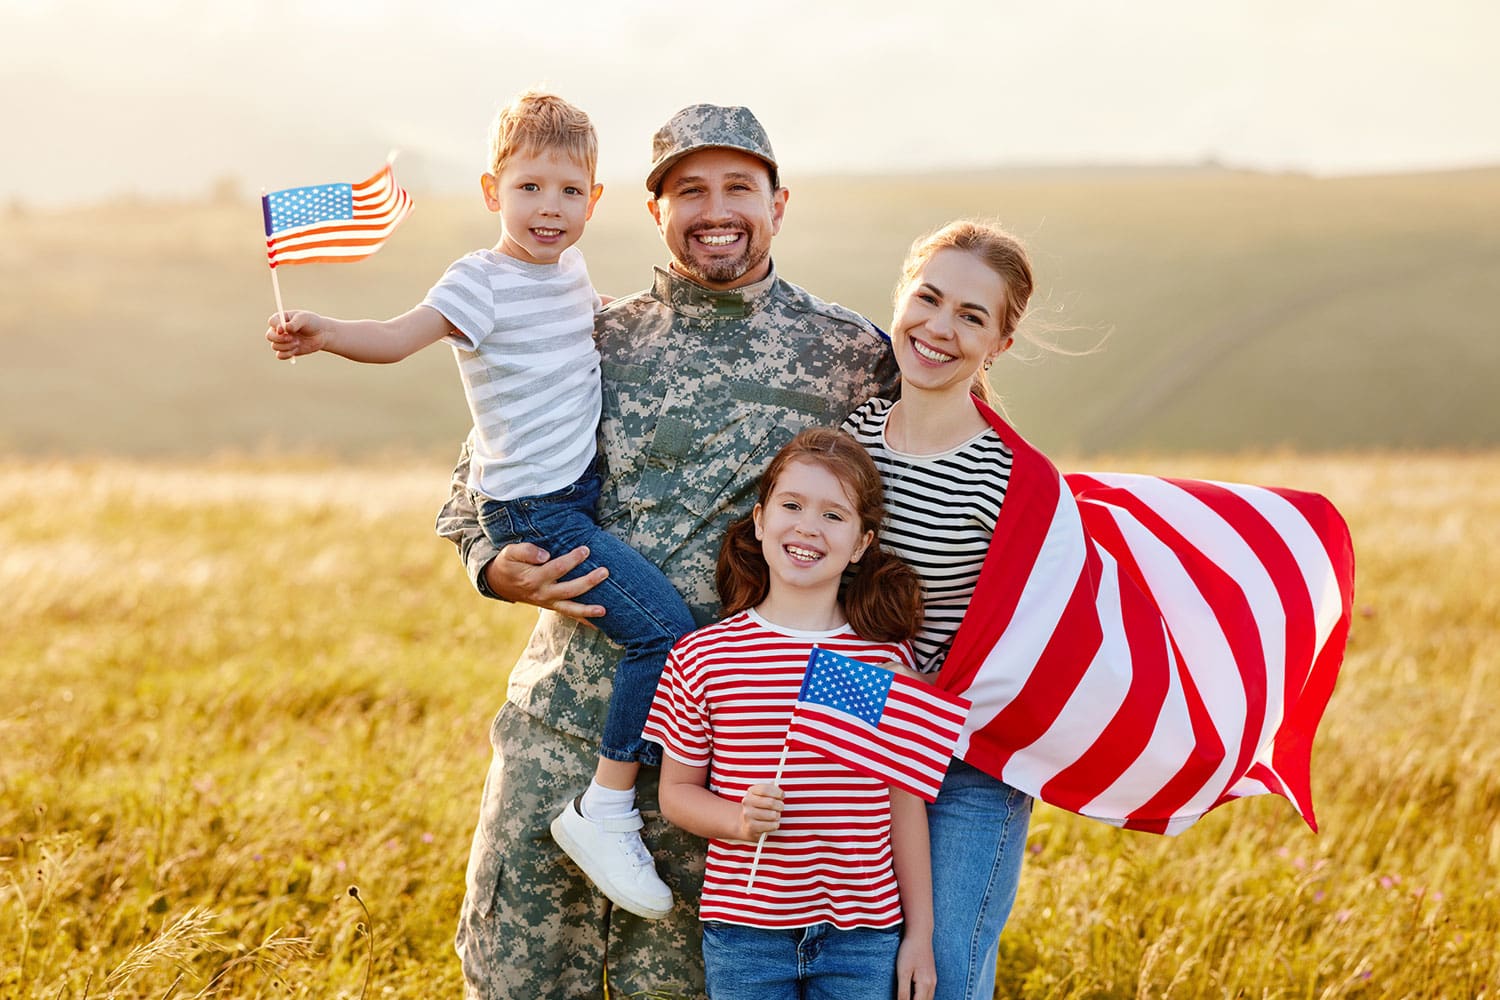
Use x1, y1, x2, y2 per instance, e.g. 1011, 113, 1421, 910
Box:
701, 920, 900, 1000
928, 759, 1033, 1000
475, 464, 695, 767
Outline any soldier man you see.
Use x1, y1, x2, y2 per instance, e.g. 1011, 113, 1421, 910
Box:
437, 104, 899, 999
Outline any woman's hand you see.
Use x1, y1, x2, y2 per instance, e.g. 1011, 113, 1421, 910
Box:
877, 659, 932, 684
737, 783, 785, 841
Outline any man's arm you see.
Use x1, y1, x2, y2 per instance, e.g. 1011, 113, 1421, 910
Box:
434, 433, 610, 615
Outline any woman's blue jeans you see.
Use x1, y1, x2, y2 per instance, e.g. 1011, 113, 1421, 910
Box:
928, 760, 1032, 1000
476, 465, 695, 766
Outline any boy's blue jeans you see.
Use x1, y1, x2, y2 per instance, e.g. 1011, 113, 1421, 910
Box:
475, 464, 695, 767
701, 920, 900, 1000
927, 760, 1032, 1000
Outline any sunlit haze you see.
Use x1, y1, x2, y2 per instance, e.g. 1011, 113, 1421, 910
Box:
3, 0, 1496, 206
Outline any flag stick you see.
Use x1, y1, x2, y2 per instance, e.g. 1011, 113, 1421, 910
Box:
745, 742, 790, 893
747, 642, 815, 892
262, 185, 296, 365
268, 263, 295, 365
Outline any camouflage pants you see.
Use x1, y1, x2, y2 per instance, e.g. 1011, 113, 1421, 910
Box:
456, 700, 708, 1000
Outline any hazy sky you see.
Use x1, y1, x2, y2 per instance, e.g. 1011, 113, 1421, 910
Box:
3, 0, 1496, 206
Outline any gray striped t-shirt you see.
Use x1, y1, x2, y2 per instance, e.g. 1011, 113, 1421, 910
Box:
422, 246, 603, 501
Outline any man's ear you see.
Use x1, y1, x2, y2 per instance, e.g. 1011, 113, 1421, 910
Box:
768, 186, 789, 237
647, 195, 663, 228
481, 173, 501, 212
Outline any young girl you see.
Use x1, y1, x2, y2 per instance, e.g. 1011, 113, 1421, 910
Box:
642, 428, 938, 1000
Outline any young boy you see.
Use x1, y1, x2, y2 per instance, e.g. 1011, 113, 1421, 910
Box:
265, 91, 694, 920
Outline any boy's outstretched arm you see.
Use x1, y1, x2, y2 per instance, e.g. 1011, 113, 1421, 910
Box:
265, 304, 451, 363
891, 789, 936, 1000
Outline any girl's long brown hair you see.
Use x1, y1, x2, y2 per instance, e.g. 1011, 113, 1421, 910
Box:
716, 427, 925, 643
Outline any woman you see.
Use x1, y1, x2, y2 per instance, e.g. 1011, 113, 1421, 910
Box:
842, 220, 1353, 1000
841, 222, 1036, 1000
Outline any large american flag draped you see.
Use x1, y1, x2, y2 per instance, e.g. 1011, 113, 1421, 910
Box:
261, 162, 413, 268
786, 647, 971, 803
937, 401, 1355, 835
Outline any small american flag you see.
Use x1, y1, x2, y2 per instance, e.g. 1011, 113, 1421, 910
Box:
261, 162, 413, 268
787, 647, 971, 802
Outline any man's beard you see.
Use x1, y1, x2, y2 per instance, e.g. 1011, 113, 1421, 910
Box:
677, 226, 769, 285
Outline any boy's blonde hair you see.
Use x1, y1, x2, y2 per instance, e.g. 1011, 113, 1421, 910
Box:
489, 90, 598, 179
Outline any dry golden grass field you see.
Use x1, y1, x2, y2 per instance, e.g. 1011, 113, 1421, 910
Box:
3, 449, 1497, 999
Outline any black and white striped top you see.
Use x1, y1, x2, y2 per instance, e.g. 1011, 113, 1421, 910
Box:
843, 398, 1013, 674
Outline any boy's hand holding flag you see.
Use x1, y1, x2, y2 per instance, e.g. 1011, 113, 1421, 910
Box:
260, 158, 414, 363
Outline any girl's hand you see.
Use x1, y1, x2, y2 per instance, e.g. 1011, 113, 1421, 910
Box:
896, 932, 936, 1000
737, 783, 784, 841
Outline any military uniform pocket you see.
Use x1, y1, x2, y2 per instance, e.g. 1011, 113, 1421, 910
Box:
649, 379, 839, 524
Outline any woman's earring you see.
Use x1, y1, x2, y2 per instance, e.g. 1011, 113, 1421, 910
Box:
983, 357, 994, 371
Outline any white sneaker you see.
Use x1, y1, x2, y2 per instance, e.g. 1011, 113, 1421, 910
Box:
550, 797, 673, 920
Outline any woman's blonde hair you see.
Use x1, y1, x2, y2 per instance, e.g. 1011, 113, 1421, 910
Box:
894, 220, 1035, 405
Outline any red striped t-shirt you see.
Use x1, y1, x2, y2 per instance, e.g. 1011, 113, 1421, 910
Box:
642, 609, 916, 929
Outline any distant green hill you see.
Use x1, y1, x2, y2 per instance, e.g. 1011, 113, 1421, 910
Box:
2, 166, 1495, 457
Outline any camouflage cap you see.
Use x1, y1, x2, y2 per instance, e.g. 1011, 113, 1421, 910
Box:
646, 104, 778, 193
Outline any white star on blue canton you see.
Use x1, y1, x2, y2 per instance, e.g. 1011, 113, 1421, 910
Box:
800, 648, 891, 725
266, 182, 354, 233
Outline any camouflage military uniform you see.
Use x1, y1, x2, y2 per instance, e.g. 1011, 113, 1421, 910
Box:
437, 263, 899, 999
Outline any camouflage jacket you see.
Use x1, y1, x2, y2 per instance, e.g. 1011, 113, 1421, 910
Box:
436, 262, 899, 744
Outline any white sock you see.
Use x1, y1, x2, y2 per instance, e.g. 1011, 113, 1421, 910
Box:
580, 779, 636, 821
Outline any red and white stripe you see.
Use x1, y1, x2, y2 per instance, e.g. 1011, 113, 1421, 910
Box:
643, 612, 914, 928
939, 402, 1355, 835
265, 164, 413, 267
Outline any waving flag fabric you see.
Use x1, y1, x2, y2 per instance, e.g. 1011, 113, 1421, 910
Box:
262, 162, 413, 267
788, 647, 971, 802
938, 401, 1355, 835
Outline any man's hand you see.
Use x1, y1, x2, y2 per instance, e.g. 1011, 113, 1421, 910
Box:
481, 542, 609, 621
737, 783, 785, 842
